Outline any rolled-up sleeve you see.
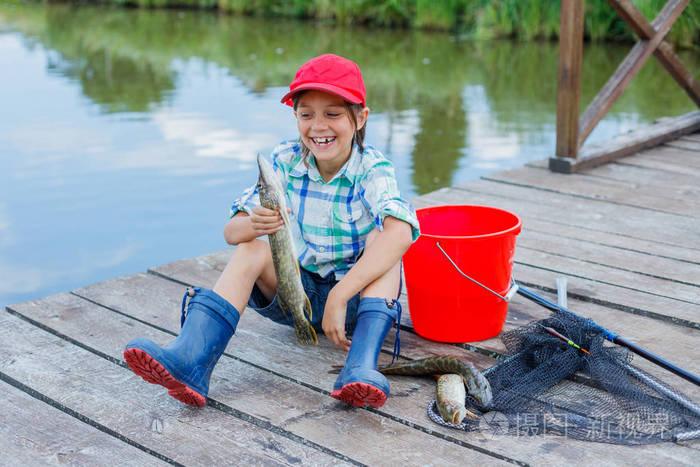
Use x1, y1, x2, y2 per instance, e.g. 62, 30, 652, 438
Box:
229, 183, 259, 218
229, 147, 290, 218
359, 159, 420, 242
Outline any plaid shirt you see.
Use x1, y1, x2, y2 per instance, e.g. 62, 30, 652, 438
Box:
230, 140, 420, 279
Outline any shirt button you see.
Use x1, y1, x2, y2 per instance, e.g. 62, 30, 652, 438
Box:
319, 247, 325, 253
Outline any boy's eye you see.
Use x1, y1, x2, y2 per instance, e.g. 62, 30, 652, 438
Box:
326, 113, 341, 118
299, 113, 312, 119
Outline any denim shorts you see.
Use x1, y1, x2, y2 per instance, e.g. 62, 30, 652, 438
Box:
248, 266, 361, 335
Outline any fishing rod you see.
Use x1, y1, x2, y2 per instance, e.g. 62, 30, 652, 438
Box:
515, 282, 700, 388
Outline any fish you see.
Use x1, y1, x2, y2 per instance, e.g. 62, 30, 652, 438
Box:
257, 153, 317, 346
378, 355, 493, 408
437, 374, 474, 424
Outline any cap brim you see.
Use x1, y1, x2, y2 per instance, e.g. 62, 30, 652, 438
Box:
281, 82, 364, 107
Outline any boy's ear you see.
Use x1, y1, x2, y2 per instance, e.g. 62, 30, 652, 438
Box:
357, 107, 370, 130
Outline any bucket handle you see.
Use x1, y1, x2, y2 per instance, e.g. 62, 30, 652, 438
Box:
435, 242, 519, 302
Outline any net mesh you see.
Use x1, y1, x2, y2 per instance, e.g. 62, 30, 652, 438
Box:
428, 310, 700, 444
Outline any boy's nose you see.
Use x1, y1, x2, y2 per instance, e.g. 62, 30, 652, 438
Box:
310, 115, 328, 130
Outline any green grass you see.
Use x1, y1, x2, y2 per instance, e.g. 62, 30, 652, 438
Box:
29, 0, 699, 47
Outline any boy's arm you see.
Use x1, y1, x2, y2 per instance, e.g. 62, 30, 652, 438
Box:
226, 151, 290, 245
322, 216, 413, 351
223, 207, 285, 245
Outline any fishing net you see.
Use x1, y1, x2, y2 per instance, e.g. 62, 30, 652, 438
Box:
427, 308, 700, 444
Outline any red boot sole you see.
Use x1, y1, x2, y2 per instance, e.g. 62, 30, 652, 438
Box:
331, 382, 387, 408
124, 348, 206, 407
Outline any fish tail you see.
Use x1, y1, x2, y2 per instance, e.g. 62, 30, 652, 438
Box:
293, 297, 318, 346
294, 316, 318, 346
378, 361, 425, 375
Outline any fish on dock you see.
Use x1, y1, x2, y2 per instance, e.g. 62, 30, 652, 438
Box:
378, 355, 492, 408
437, 374, 475, 424
257, 154, 317, 346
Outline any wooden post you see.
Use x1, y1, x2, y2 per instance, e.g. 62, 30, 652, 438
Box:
551, 0, 699, 174
555, 0, 585, 161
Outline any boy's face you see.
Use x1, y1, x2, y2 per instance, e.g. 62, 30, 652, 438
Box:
295, 90, 368, 177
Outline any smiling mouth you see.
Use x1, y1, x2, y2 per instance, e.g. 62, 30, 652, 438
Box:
311, 136, 336, 146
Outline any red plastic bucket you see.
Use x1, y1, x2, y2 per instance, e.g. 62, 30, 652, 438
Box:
403, 205, 521, 342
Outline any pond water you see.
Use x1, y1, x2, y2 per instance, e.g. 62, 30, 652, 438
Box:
1, 2, 698, 307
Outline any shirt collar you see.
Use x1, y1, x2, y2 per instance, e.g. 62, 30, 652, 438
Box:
288, 143, 362, 183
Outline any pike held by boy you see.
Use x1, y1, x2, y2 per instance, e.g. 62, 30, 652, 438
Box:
256, 153, 318, 346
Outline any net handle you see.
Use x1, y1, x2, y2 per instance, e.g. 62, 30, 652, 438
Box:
435, 242, 519, 302
516, 282, 700, 388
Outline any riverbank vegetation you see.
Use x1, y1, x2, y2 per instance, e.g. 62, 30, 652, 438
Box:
97, 0, 699, 48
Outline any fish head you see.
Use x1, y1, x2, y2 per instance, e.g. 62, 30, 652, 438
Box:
438, 400, 466, 425
256, 153, 286, 210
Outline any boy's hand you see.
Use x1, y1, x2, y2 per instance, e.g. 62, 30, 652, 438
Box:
322, 288, 351, 352
250, 206, 289, 236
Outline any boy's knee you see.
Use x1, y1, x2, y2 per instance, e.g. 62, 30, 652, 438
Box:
235, 238, 269, 255
231, 239, 272, 269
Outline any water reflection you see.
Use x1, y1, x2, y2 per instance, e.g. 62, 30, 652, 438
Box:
3, 4, 698, 164
0, 2, 698, 306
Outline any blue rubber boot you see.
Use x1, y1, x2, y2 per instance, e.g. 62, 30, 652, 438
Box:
123, 287, 239, 406
331, 297, 401, 408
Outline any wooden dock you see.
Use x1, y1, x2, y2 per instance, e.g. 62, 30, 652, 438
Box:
3, 134, 699, 466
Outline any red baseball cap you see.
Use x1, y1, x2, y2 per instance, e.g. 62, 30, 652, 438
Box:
281, 54, 366, 107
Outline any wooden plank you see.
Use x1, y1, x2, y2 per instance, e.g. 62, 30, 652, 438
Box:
662, 140, 700, 157
418, 183, 698, 259
0, 310, 353, 466
607, 0, 700, 106
0, 379, 167, 466
485, 165, 699, 217
464, 243, 699, 323
521, 215, 699, 265
669, 138, 700, 151
533, 157, 700, 195
514, 243, 700, 318
7, 292, 514, 466
63, 274, 700, 464
550, 111, 700, 173
512, 261, 699, 327
615, 151, 700, 176
149, 249, 231, 290
577, 160, 700, 195
636, 146, 700, 170
555, 0, 586, 158
515, 229, 699, 286
414, 184, 699, 265
577, 0, 692, 146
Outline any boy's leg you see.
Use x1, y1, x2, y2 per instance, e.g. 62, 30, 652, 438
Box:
214, 239, 278, 313
359, 253, 401, 300
332, 229, 402, 408
124, 239, 276, 406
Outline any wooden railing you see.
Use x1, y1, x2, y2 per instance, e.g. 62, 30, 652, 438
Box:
551, 0, 700, 173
